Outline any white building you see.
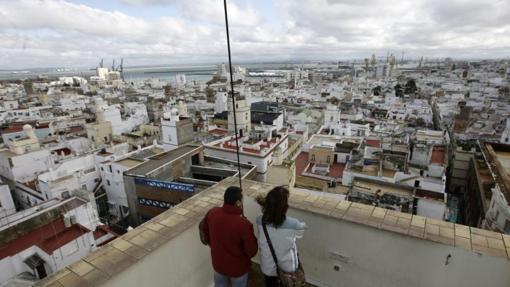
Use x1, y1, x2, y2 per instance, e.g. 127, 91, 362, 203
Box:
0, 184, 15, 219
227, 95, 251, 137
215, 91, 228, 114
0, 197, 115, 284
37, 155, 100, 206
94, 98, 149, 136
0, 148, 52, 184
501, 119, 510, 144
205, 131, 289, 174
175, 74, 186, 89
97, 144, 165, 221
160, 109, 194, 150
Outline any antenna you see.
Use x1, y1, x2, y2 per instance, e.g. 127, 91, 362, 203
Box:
120, 58, 124, 81
100, 58, 103, 68
223, 0, 243, 189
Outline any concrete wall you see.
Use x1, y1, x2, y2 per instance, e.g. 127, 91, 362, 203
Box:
309, 147, 334, 165
204, 147, 270, 173
93, 192, 510, 287
243, 197, 510, 287
0, 185, 15, 219
100, 221, 213, 287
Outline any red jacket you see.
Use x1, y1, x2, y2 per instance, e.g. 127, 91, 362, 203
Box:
203, 204, 258, 277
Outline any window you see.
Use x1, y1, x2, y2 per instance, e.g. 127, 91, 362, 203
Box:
495, 210, 500, 221
311, 154, 315, 162
326, 156, 330, 163
107, 180, 111, 186
108, 165, 113, 173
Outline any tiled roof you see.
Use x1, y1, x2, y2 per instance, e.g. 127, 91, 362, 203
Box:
0, 218, 89, 260
36, 178, 510, 287
430, 146, 446, 164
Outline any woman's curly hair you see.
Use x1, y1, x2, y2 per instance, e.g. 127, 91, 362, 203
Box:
256, 186, 290, 228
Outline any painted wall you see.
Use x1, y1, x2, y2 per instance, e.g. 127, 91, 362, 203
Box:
94, 194, 510, 287
0, 185, 15, 218
204, 147, 270, 173
100, 162, 130, 218
417, 198, 446, 220
8, 150, 52, 182
100, 220, 213, 287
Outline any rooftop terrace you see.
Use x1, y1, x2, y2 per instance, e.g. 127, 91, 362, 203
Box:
125, 145, 199, 176
37, 178, 510, 287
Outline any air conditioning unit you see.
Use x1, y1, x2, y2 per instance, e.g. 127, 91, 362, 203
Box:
70, 215, 77, 225
63, 215, 71, 228
64, 215, 77, 227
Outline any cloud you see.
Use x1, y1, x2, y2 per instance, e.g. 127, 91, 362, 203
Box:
182, 0, 261, 27
278, 0, 510, 57
0, 0, 509, 69
119, 0, 176, 5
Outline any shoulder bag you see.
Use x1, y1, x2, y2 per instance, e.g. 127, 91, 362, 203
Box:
262, 219, 306, 287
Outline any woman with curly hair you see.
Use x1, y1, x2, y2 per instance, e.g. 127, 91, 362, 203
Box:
256, 186, 306, 287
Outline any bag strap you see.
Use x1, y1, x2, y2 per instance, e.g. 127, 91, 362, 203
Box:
262, 219, 280, 273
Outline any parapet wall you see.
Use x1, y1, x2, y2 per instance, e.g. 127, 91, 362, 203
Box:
37, 178, 510, 287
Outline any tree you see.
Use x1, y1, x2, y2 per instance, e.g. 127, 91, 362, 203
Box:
416, 117, 426, 127
404, 78, 417, 95
499, 86, 510, 97
372, 85, 382, 96
394, 84, 404, 97
327, 97, 339, 105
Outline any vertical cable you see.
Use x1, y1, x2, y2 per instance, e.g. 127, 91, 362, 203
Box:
223, 0, 243, 189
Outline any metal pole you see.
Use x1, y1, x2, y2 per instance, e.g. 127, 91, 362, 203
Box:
223, 0, 243, 189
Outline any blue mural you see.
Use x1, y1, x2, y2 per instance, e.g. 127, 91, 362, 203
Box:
134, 178, 195, 193
138, 198, 173, 209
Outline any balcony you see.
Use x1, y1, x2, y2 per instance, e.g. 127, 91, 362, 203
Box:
37, 178, 510, 287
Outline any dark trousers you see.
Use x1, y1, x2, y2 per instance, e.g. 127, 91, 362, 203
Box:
264, 275, 279, 287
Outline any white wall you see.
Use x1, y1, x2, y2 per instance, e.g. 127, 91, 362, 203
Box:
417, 198, 446, 220
204, 148, 270, 173
244, 197, 510, 287
100, 162, 130, 217
95, 192, 510, 287
0, 150, 51, 182
0, 185, 15, 218
101, 222, 214, 287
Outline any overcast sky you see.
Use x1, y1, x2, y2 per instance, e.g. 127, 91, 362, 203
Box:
0, 0, 509, 69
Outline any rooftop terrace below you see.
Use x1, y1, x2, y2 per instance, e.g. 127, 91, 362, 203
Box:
37, 178, 510, 287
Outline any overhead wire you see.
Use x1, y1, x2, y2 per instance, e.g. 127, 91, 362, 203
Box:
222, 0, 243, 189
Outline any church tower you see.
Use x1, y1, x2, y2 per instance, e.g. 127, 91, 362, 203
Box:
227, 92, 251, 137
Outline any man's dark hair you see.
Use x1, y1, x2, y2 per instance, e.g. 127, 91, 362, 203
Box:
224, 186, 242, 205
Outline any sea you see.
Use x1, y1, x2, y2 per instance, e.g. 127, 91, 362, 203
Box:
0, 62, 298, 85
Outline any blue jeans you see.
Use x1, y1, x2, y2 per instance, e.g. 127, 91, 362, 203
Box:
214, 271, 248, 287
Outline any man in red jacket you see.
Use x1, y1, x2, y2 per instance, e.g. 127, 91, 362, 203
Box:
202, 186, 258, 287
